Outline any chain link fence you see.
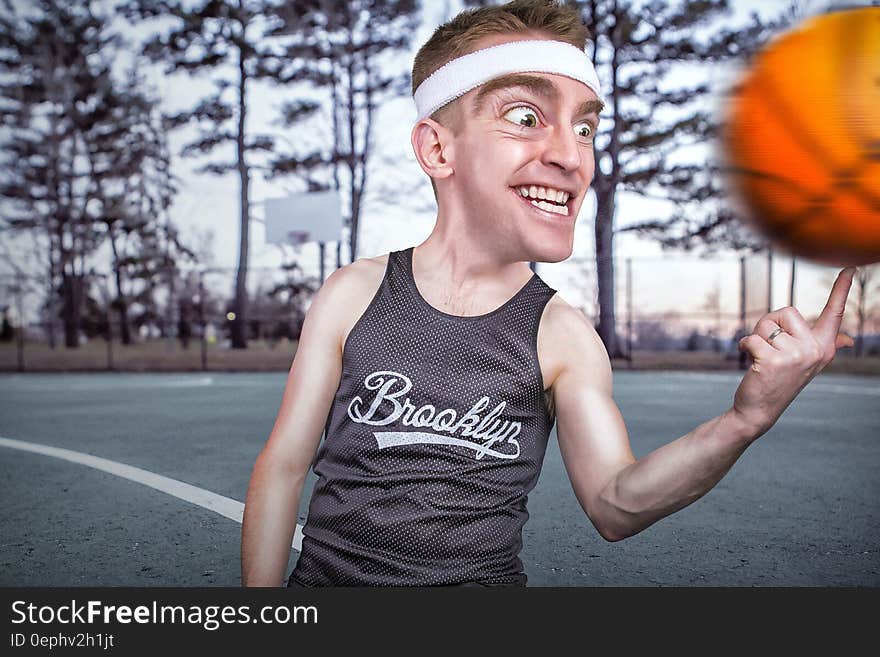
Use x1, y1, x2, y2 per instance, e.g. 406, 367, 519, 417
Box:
0, 265, 319, 372
1, 252, 877, 372
561, 250, 877, 371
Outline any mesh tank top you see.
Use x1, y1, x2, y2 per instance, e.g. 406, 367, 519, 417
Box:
289, 246, 557, 587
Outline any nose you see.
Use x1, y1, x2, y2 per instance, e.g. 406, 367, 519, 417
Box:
541, 125, 581, 172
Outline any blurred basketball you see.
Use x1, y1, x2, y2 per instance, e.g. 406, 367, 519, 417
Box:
722, 7, 880, 267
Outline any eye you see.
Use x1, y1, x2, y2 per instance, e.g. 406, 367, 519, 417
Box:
503, 106, 539, 128
574, 120, 594, 139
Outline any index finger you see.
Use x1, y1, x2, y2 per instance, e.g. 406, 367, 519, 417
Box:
812, 267, 856, 343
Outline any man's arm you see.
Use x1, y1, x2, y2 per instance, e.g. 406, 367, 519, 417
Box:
240, 263, 363, 586
552, 268, 856, 542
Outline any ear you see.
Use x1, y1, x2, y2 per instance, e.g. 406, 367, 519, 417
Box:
410, 118, 455, 182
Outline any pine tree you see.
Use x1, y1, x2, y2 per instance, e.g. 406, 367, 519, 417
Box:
91, 66, 189, 345
270, 0, 420, 265
0, 0, 127, 347
123, 0, 290, 348
578, 0, 800, 356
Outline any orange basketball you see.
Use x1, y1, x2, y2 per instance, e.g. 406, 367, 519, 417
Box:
722, 7, 880, 267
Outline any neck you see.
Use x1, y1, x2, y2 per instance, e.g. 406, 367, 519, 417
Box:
413, 210, 533, 305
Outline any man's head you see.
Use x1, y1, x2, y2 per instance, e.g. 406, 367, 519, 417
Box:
410, 0, 604, 263
412, 0, 592, 131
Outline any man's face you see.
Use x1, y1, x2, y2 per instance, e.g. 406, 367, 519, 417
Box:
444, 42, 602, 263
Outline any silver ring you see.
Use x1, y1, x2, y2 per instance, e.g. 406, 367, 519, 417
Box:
767, 326, 785, 344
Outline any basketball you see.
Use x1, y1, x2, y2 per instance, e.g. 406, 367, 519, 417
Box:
722, 7, 880, 267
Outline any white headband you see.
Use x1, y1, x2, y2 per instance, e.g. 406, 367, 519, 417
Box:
413, 39, 603, 121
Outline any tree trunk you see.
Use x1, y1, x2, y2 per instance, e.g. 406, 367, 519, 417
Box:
856, 270, 867, 357
231, 44, 250, 349
46, 258, 57, 349
346, 34, 359, 264
594, 177, 621, 357
118, 299, 132, 345
330, 63, 343, 271
593, 0, 623, 359
108, 228, 132, 345
354, 17, 376, 266
61, 271, 82, 348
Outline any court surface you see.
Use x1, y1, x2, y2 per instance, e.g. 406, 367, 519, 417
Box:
1, 371, 877, 587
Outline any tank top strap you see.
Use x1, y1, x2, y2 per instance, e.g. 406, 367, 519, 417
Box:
387, 246, 556, 325
382, 247, 422, 312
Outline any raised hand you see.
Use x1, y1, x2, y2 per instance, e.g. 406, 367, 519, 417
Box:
732, 268, 856, 438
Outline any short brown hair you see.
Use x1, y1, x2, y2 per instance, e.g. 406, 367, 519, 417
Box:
412, 0, 591, 128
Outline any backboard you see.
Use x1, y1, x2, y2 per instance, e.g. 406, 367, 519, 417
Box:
264, 190, 342, 246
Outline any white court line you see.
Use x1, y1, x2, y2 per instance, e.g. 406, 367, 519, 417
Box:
0, 376, 217, 391
808, 383, 880, 397
0, 436, 304, 552
157, 376, 216, 388
650, 372, 880, 397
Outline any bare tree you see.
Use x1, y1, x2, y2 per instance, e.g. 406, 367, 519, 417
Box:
123, 0, 293, 348
1, 0, 134, 347
577, 0, 803, 356
271, 0, 420, 265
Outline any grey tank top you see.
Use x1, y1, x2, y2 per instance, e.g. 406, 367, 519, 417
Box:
290, 246, 557, 587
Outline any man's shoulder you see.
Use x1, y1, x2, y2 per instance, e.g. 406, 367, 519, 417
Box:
310, 252, 392, 351
320, 252, 390, 299
542, 294, 603, 349
540, 293, 611, 390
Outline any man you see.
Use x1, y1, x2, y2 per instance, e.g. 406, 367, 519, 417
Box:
241, 0, 855, 587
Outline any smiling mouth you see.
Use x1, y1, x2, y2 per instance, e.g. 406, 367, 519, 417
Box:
511, 186, 574, 217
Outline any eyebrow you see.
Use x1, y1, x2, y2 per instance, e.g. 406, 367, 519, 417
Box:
471, 73, 605, 120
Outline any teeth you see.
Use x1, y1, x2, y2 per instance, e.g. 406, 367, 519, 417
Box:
530, 199, 569, 216
517, 185, 571, 206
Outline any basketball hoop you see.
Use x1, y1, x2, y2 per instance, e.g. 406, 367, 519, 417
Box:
287, 230, 310, 246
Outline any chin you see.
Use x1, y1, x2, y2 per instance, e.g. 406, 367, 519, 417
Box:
522, 239, 572, 264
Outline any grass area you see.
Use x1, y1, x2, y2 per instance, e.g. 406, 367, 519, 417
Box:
2, 341, 879, 376
613, 350, 880, 376
0, 339, 297, 372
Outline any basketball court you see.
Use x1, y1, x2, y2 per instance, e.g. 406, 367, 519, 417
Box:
1, 370, 877, 586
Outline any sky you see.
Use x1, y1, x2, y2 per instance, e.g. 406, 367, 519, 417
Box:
8, 0, 870, 339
